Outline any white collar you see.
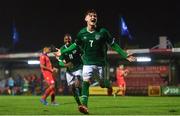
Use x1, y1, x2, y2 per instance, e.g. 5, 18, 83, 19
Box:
87, 27, 95, 33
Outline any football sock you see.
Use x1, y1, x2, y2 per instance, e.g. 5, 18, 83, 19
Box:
108, 87, 113, 96
81, 81, 90, 107
72, 85, 81, 105
42, 87, 52, 100
78, 87, 82, 96
50, 88, 55, 103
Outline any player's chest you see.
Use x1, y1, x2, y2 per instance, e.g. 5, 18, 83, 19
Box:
45, 57, 51, 65
64, 49, 78, 58
81, 33, 105, 45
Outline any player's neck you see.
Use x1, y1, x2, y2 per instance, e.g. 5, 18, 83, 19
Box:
87, 25, 95, 33
65, 43, 71, 48
43, 52, 48, 55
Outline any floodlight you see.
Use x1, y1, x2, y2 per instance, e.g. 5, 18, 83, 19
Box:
136, 56, 151, 62
27, 60, 40, 65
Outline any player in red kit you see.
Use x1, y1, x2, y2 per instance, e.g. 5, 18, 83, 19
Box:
39, 46, 58, 105
113, 64, 129, 97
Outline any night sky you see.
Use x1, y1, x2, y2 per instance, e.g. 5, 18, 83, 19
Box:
0, 0, 180, 52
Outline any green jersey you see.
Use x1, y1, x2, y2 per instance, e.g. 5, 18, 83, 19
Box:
76, 27, 114, 66
59, 44, 83, 72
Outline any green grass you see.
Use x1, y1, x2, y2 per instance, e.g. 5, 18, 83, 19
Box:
0, 95, 180, 115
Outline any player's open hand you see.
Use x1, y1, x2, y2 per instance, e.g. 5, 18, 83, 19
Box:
53, 48, 61, 57
126, 55, 136, 62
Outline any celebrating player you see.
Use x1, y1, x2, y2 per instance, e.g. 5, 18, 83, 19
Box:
60, 9, 136, 114
39, 46, 58, 106
113, 64, 129, 97
55, 33, 83, 108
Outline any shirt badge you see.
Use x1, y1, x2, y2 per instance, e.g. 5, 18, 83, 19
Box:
95, 34, 100, 40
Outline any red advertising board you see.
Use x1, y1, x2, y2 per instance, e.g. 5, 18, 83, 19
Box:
125, 66, 169, 78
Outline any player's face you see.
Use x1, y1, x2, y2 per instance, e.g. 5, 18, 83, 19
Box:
64, 36, 72, 46
44, 47, 51, 53
119, 65, 124, 69
85, 12, 97, 27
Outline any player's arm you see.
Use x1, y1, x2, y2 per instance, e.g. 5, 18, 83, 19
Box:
123, 69, 129, 77
53, 48, 61, 57
59, 61, 73, 68
103, 28, 135, 62
52, 48, 62, 61
111, 43, 136, 62
60, 43, 77, 54
58, 56, 73, 68
111, 43, 128, 59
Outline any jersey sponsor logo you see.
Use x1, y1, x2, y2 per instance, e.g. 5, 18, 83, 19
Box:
95, 34, 101, 40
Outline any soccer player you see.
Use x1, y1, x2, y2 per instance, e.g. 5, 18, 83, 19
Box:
60, 9, 136, 114
55, 33, 83, 108
113, 64, 129, 97
39, 46, 58, 106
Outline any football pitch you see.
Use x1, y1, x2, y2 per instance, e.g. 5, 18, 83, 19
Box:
0, 95, 180, 115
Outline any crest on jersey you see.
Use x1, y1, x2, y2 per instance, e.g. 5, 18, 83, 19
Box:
83, 36, 87, 40
95, 34, 101, 40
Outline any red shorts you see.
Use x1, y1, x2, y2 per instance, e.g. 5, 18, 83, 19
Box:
42, 71, 55, 85
117, 81, 126, 88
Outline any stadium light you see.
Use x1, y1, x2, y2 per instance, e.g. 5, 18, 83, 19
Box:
136, 56, 151, 62
27, 60, 40, 65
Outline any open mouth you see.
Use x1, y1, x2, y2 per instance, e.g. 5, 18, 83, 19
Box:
91, 19, 96, 23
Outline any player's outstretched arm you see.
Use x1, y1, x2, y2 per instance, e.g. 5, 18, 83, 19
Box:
54, 48, 61, 56
60, 43, 77, 55
126, 55, 136, 62
111, 43, 128, 59
111, 43, 136, 62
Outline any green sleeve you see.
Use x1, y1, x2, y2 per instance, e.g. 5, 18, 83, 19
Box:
61, 43, 77, 54
58, 55, 65, 67
111, 43, 128, 59
58, 60, 65, 67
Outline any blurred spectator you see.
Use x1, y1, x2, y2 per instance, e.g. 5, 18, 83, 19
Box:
0, 78, 6, 94
14, 74, 23, 87
22, 77, 29, 94
29, 74, 37, 95
7, 77, 15, 95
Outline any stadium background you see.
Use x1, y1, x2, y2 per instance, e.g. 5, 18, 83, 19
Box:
0, 1, 180, 115
0, 47, 180, 96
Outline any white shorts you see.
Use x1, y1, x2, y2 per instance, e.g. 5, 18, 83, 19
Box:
66, 69, 82, 86
83, 65, 107, 81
